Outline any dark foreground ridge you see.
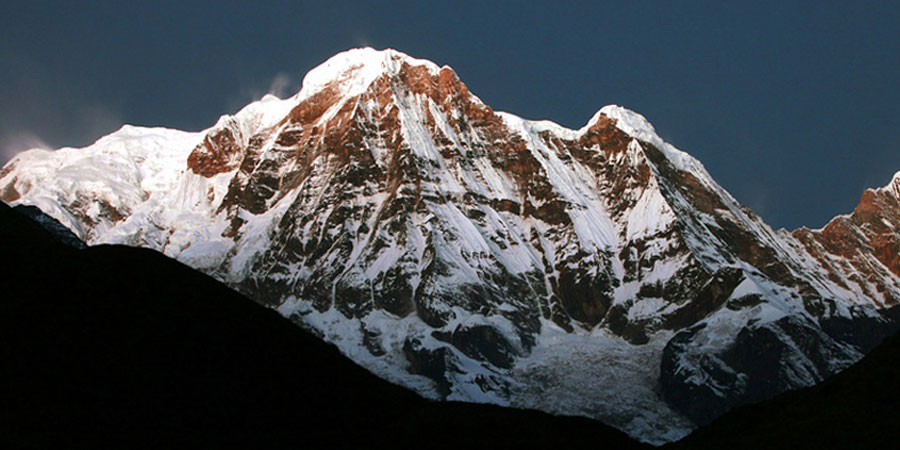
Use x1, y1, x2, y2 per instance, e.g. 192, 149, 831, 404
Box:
0, 201, 646, 449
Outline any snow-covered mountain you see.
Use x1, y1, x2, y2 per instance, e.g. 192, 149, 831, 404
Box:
2, 48, 899, 444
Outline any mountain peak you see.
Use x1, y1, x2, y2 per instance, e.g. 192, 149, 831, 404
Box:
582, 105, 713, 184
296, 47, 449, 101
590, 105, 657, 138
4, 47, 900, 445
890, 171, 900, 198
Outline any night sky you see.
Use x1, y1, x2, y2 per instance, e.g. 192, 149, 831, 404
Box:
1, 1, 898, 230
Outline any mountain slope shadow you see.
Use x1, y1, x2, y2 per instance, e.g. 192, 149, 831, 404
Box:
667, 315, 900, 449
0, 201, 648, 449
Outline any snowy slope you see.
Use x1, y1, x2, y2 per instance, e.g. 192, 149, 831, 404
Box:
3, 47, 899, 444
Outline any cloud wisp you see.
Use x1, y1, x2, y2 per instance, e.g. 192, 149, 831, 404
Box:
0, 131, 50, 166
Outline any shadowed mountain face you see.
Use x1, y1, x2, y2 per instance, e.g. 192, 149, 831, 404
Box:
2, 48, 900, 442
667, 311, 900, 450
0, 201, 648, 449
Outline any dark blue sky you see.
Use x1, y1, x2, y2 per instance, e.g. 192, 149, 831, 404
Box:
1, 1, 898, 229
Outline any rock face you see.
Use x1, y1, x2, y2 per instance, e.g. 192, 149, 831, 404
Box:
2, 48, 899, 444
